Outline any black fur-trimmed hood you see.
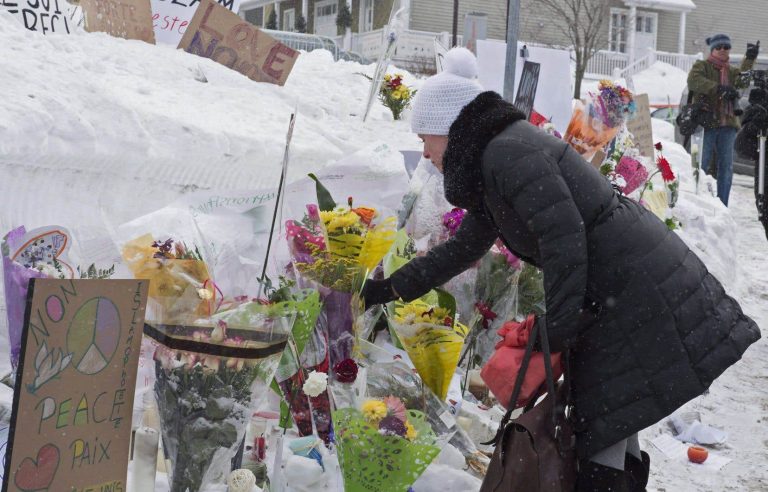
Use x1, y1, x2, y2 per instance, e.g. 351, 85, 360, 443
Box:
443, 91, 526, 210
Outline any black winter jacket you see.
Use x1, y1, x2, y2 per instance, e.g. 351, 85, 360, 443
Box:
391, 92, 761, 458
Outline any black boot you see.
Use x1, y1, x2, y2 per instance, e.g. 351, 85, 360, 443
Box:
576, 460, 629, 492
624, 451, 650, 492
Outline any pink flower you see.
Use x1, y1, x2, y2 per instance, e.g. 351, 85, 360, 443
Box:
306, 204, 320, 222
615, 156, 648, 195
442, 208, 466, 237
383, 396, 407, 423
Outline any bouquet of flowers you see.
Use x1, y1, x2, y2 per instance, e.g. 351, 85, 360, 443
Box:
2, 225, 114, 369
380, 73, 416, 120
388, 297, 468, 400
149, 301, 294, 492
565, 80, 637, 159
639, 142, 678, 204
285, 175, 397, 367
122, 234, 212, 325
329, 342, 457, 492
269, 286, 338, 443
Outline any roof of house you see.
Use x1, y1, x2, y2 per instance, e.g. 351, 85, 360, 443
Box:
623, 0, 696, 12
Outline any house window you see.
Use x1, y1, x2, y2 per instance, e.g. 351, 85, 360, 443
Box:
283, 8, 295, 32
609, 8, 657, 54
244, 7, 264, 27
609, 10, 627, 53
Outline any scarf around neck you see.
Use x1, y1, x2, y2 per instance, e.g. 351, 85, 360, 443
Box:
442, 92, 526, 210
708, 53, 734, 122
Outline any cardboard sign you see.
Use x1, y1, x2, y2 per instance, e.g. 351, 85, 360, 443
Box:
81, 0, 155, 43
626, 94, 655, 158
0, 0, 76, 34
2, 279, 148, 492
150, 0, 240, 46
178, 0, 298, 86
513, 61, 540, 120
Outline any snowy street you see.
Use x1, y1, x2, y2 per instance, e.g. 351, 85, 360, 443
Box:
643, 175, 768, 492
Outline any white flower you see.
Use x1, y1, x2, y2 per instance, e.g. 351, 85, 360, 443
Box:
36, 263, 62, 279
302, 371, 328, 397
197, 288, 213, 300
227, 469, 256, 492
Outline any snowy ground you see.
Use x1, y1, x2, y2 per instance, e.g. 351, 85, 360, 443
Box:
1, 10, 767, 491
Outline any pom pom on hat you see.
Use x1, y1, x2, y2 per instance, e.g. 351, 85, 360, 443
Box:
706, 33, 731, 51
409, 47, 483, 135
443, 47, 479, 79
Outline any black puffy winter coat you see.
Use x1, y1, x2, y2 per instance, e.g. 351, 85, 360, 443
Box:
390, 92, 761, 458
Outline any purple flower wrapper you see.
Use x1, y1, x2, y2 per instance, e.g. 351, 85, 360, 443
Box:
2, 254, 45, 369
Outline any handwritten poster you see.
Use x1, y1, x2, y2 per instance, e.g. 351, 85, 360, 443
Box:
626, 93, 655, 158
81, 0, 155, 43
178, 0, 299, 86
2, 279, 148, 492
0, 0, 76, 34
150, 0, 240, 45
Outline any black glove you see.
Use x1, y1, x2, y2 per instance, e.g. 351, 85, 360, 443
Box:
746, 42, 760, 60
718, 85, 740, 101
361, 278, 398, 308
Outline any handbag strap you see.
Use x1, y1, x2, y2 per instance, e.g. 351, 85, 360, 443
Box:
483, 317, 561, 446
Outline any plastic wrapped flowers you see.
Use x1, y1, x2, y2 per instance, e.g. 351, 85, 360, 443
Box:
388, 298, 468, 400
285, 175, 397, 368
329, 342, 456, 492
565, 80, 637, 159
149, 303, 294, 492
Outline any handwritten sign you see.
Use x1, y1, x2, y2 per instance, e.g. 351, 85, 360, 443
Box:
0, 0, 76, 34
2, 279, 148, 492
178, 0, 299, 86
81, 0, 155, 43
150, 0, 239, 45
626, 93, 655, 158
513, 61, 541, 120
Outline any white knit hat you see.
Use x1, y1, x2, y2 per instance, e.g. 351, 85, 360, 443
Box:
410, 47, 483, 135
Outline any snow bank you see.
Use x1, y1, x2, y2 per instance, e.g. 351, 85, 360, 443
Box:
632, 61, 689, 106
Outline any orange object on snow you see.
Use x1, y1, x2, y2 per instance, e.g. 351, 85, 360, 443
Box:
480, 315, 563, 409
687, 446, 709, 464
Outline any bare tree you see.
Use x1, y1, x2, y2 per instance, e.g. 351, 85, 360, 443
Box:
538, 0, 610, 99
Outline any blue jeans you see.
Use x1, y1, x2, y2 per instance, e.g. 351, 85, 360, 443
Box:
702, 126, 737, 206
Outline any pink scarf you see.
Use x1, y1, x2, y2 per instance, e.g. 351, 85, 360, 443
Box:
708, 53, 734, 122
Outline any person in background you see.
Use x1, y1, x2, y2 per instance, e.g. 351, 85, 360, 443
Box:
362, 47, 761, 491
735, 83, 768, 239
687, 34, 759, 206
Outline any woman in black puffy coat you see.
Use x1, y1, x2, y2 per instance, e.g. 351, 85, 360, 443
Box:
362, 49, 760, 491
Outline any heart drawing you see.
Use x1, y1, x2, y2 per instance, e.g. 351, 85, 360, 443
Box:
14, 443, 60, 492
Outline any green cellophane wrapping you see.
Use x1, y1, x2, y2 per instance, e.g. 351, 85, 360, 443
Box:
332, 408, 441, 492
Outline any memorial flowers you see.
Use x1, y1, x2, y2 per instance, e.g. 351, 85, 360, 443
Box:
285, 175, 397, 367
329, 343, 457, 492
150, 302, 294, 492
565, 80, 637, 159
380, 73, 416, 120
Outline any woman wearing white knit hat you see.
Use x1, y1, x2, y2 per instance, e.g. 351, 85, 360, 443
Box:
363, 48, 759, 491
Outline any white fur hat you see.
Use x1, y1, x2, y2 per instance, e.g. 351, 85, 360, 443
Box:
410, 47, 483, 135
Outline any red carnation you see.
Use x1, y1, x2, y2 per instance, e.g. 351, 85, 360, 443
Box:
475, 302, 498, 329
657, 156, 676, 182
333, 358, 358, 383
654, 142, 663, 151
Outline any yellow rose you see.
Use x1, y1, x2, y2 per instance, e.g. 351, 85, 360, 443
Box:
362, 400, 388, 423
